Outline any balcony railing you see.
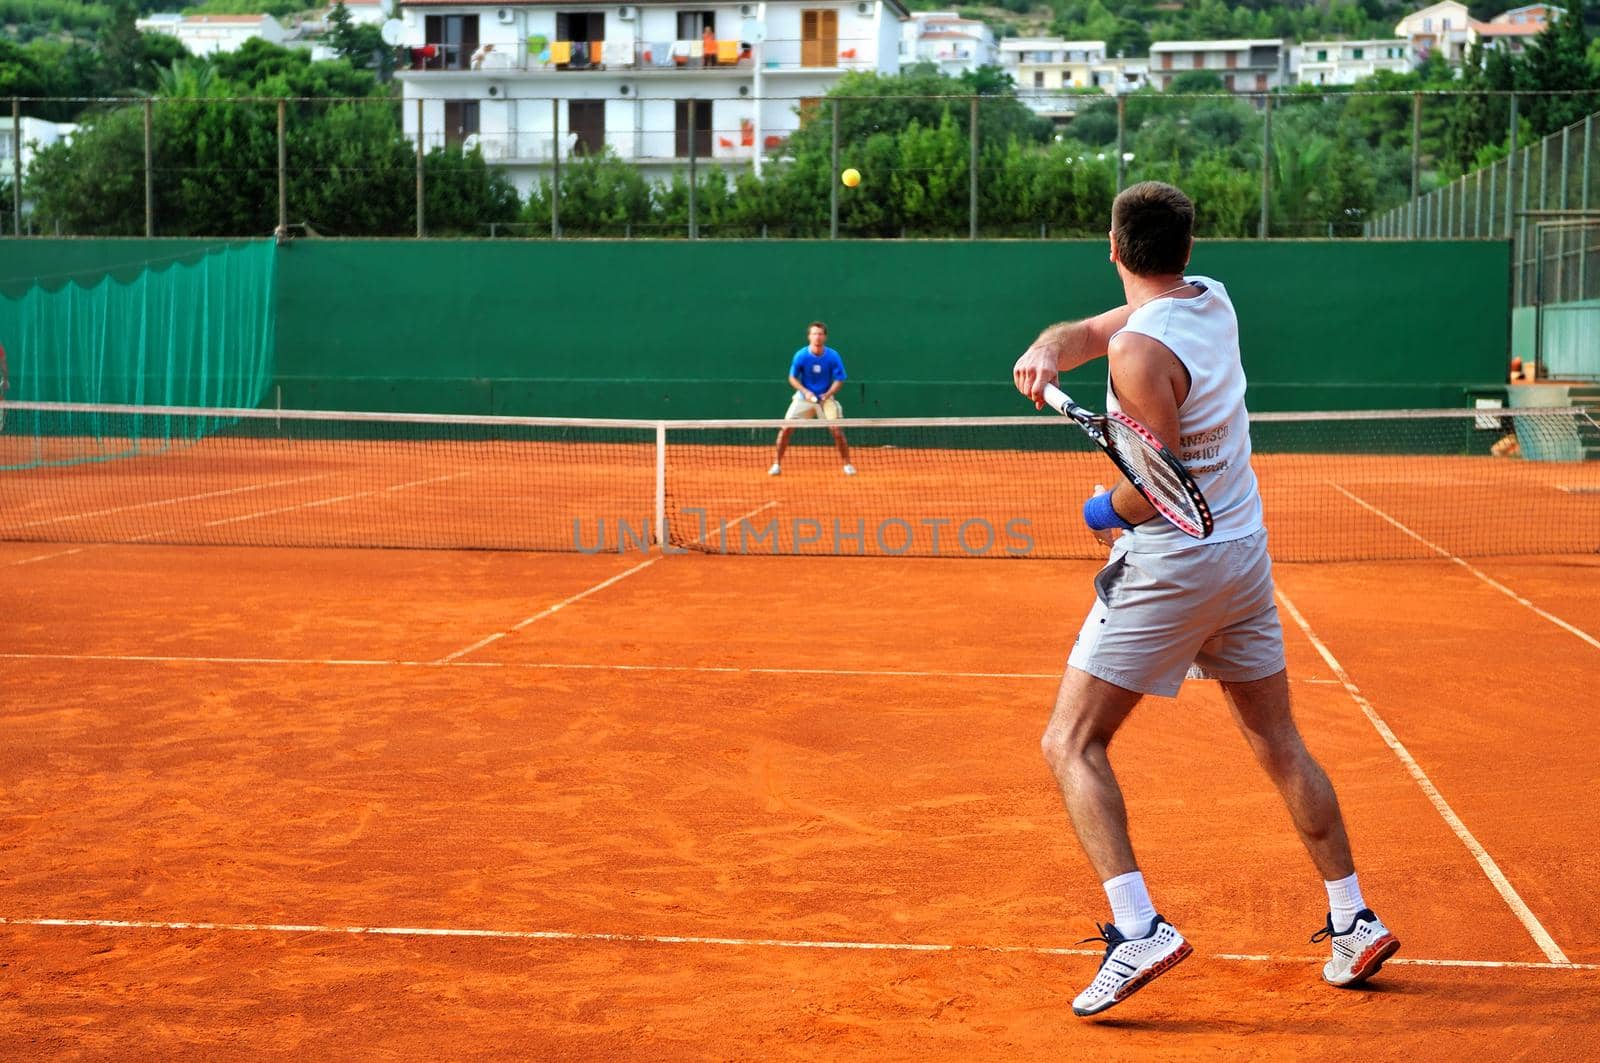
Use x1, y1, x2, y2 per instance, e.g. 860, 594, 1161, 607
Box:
405, 37, 878, 74
423, 124, 790, 163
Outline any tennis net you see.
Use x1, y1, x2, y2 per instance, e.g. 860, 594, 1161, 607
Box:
2, 400, 1596, 561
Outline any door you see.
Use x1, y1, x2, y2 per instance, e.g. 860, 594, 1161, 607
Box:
444, 100, 479, 149
801, 10, 837, 68
569, 100, 605, 156
674, 99, 713, 158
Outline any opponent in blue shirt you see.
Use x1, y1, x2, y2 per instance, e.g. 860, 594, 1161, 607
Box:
769, 321, 855, 476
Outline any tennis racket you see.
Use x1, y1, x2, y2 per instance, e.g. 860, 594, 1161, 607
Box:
1041, 382, 1213, 540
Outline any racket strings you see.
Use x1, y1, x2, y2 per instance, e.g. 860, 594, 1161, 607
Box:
1106, 419, 1206, 529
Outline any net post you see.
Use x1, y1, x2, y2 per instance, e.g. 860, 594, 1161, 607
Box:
654, 422, 667, 549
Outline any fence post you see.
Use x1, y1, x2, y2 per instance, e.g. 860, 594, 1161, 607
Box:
1582, 114, 1592, 298
969, 95, 978, 240
1258, 93, 1272, 239
688, 97, 698, 240
1505, 94, 1517, 238
830, 98, 839, 240
415, 97, 424, 238
1409, 92, 1421, 238
276, 99, 287, 236
551, 98, 561, 238
143, 98, 154, 237
1116, 96, 1126, 191
10, 100, 20, 236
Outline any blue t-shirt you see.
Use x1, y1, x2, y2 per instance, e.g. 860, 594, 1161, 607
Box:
790, 346, 847, 395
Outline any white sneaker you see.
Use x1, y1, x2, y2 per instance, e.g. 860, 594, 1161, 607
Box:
1312, 908, 1400, 987
767, 463, 781, 476
1071, 915, 1192, 1017
842, 464, 857, 476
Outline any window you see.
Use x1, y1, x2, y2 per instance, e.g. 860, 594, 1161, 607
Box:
674, 99, 712, 158
443, 99, 478, 149
677, 10, 714, 37
1316, 49, 1327, 61
556, 11, 605, 69
1033, 71, 1044, 88
801, 9, 838, 67
1224, 74, 1235, 91
423, 14, 479, 71
1193, 52, 1204, 69
1225, 52, 1236, 68
569, 100, 604, 156
1160, 53, 1171, 69
1353, 47, 1364, 59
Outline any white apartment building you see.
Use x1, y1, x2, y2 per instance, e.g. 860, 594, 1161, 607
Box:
1394, 1, 1474, 65
135, 13, 290, 56
1148, 38, 1287, 93
898, 11, 995, 77
1292, 39, 1411, 85
394, 0, 907, 193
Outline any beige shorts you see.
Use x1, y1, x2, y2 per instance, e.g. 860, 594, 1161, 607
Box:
784, 393, 843, 420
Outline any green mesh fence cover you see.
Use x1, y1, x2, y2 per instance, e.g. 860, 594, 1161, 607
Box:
0, 240, 276, 410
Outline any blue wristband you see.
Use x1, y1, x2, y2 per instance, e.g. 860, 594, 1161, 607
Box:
1083, 490, 1135, 532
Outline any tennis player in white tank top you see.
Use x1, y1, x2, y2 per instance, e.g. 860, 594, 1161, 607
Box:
1011, 182, 1399, 1018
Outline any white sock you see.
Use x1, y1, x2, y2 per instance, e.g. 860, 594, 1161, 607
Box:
1325, 871, 1366, 932
1103, 871, 1158, 938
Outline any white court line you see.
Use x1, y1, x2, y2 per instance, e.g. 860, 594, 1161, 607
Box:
1276, 588, 1571, 965
1329, 482, 1600, 651
5, 545, 88, 566
202, 470, 476, 528
10, 473, 335, 528
1, 917, 1592, 971
433, 501, 780, 665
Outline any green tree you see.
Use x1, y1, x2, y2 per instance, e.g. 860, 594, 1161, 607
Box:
1516, 0, 1596, 136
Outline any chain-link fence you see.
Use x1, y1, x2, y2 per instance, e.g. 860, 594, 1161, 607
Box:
5, 89, 1599, 241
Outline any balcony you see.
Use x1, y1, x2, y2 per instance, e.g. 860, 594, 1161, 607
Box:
404, 37, 876, 75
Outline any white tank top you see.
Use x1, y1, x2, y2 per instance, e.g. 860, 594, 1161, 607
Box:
1107, 275, 1263, 552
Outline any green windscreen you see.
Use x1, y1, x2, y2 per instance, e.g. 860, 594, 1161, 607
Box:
0, 240, 276, 409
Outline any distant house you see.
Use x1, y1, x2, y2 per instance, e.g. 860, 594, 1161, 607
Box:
1472, 3, 1552, 57
1292, 39, 1411, 85
900, 12, 996, 77
998, 39, 1109, 119
330, 0, 394, 26
1148, 39, 1287, 93
1394, 1, 1475, 65
136, 13, 290, 56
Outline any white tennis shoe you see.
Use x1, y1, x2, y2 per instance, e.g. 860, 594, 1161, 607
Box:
1071, 915, 1192, 1017
767, 463, 781, 476
842, 464, 857, 476
1312, 909, 1400, 987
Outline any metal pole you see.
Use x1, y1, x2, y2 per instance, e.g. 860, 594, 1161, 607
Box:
1409, 92, 1421, 238
1116, 96, 1126, 191
276, 99, 287, 236
1258, 93, 1271, 239
143, 98, 154, 237
551, 98, 560, 238
11, 100, 20, 236
1505, 94, 1518, 238
688, 97, 698, 240
968, 95, 978, 240
1581, 115, 1592, 299
830, 98, 839, 240
415, 97, 424, 238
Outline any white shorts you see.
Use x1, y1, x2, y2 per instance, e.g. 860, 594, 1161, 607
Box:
1067, 529, 1285, 698
784, 393, 843, 421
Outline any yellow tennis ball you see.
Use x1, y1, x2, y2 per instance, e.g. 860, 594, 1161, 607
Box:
841, 167, 860, 188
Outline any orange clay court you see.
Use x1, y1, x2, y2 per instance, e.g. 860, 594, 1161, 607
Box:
2, 439, 1599, 1059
